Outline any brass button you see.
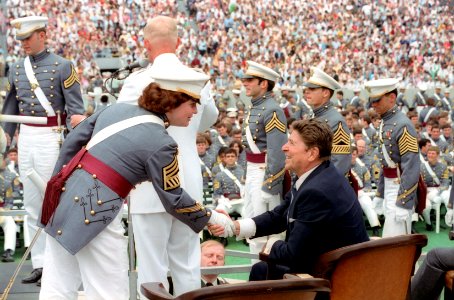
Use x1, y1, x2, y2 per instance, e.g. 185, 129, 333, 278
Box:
50, 86, 54, 89
77, 164, 82, 169
31, 111, 35, 115
52, 70, 56, 73
50, 78, 54, 81
20, 108, 24, 112
92, 174, 97, 179
15, 72, 19, 75
50, 94, 54, 98
97, 200, 102, 205
31, 102, 35, 105
84, 219, 90, 225
74, 196, 79, 202
16, 65, 19, 68
57, 230, 62, 235
206, 211, 211, 217
61, 187, 66, 192
33, 65, 37, 69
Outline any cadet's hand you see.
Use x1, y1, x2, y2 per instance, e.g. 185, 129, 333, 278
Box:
395, 206, 410, 222
445, 209, 454, 227
70, 114, 87, 128
261, 191, 276, 204
208, 210, 234, 238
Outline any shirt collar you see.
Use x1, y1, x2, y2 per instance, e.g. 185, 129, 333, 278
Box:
295, 163, 321, 191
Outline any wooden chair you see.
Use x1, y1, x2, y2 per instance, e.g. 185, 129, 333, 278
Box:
140, 278, 331, 300
309, 234, 428, 300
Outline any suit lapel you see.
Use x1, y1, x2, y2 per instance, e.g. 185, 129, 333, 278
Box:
287, 161, 330, 221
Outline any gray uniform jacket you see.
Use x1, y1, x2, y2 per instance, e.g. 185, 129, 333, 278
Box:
44, 104, 210, 255
313, 102, 352, 175
200, 152, 216, 189
2, 49, 84, 137
421, 160, 449, 189
376, 106, 420, 209
351, 161, 372, 190
242, 92, 287, 195
0, 169, 20, 208
213, 165, 245, 199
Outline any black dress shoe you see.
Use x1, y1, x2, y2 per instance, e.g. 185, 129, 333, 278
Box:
1, 249, 14, 263
36, 278, 41, 287
22, 268, 43, 284
426, 224, 434, 231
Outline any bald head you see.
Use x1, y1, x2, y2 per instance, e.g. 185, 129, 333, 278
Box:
144, 16, 178, 60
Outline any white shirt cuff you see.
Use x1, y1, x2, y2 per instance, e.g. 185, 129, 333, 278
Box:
237, 218, 256, 239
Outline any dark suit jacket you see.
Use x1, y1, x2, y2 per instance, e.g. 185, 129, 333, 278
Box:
252, 160, 369, 274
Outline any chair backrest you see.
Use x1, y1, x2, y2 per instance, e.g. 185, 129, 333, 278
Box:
141, 278, 331, 300
312, 234, 428, 300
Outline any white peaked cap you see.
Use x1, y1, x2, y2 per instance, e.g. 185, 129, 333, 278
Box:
243, 61, 280, 82
11, 16, 48, 40
303, 67, 341, 91
150, 63, 210, 100
364, 78, 400, 102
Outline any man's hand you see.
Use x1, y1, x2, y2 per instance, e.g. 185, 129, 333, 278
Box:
207, 209, 234, 238
70, 114, 87, 128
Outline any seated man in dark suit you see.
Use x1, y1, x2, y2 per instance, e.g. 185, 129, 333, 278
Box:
200, 240, 228, 286
211, 118, 369, 280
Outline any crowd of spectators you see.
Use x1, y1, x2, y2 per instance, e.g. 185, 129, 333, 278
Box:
2, 0, 453, 94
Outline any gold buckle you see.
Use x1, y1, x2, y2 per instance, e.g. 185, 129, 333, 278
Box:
30, 83, 39, 91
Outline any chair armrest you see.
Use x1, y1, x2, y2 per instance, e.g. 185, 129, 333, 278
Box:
445, 270, 454, 291
140, 282, 174, 300
284, 273, 314, 279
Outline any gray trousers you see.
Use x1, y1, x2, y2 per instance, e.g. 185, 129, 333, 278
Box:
411, 247, 454, 300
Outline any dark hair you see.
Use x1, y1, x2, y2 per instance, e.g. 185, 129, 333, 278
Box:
258, 78, 275, 92
217, 146, 230, 157
138, 83, 195, 114
291, 119, 333, 161
418, 138, 430, 149
229, 140, 243, 154
225, 148, 238, 157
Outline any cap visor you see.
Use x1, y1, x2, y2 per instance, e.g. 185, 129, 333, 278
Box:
241, 74, 255, 79
303, 82, 322, 88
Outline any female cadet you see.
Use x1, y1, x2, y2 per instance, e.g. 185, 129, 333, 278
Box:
39, 65, 234, 300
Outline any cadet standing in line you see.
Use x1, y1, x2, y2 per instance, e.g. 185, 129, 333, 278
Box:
241, 61, 288, 255
303, 67, 352, 176
1, 16, 85, 285
367, 78, 420, 237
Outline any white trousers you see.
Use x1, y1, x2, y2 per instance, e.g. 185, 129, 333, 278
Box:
422, 187, 451, 225
243, 162, 281, 255
0, 213, 16, 252
382, 177, 411, 237
40, 213, 128, 300
18, 125, 60, 269
358, 190, 380, 228
132, 213, 200, 297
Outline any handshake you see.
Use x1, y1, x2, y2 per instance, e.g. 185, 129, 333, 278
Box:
207, 209, 237, 238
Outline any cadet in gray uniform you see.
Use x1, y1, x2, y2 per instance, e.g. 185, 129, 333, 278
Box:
197, 135, 216, 191
213, 148, 245, 215
240, 61, 287, 255
38, 67, 234, 299
367, 78, 420, 237
351, 146, 380, 236
1, 16, 85, 284
0, 167, 20, 263
420, 146, 450, 231
303, 67, 351, 175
